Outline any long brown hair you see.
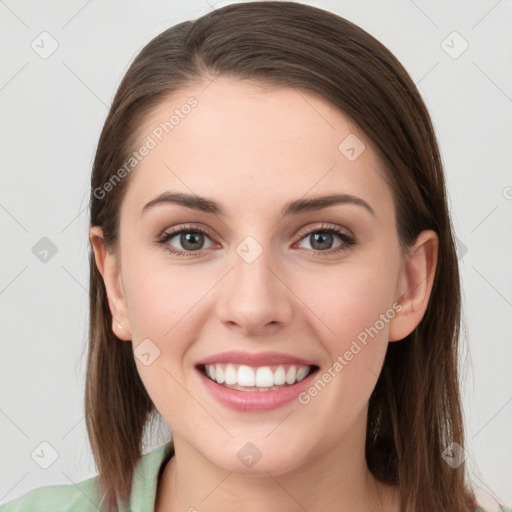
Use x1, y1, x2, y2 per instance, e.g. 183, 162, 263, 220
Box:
86, 2, 477, 510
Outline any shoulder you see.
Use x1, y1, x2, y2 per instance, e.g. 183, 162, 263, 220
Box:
0, 442, 174, 512
0, 474, 103, 512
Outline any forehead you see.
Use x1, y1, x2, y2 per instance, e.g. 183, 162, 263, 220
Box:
121, 77, 394, 221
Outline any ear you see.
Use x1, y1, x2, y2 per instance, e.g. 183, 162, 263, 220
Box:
89, 226, 131, 341
388, 230, 439, 342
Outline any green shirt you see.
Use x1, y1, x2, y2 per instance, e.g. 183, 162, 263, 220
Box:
1, 443, 508, 512
0, 442, 174, 512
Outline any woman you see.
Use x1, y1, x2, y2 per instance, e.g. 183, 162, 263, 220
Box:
0, 2, 498, 511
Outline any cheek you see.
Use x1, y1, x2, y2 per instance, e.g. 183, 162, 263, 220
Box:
120, 251, 223, 410
121, 250, 213, 342
290, 255, 399, 409
295, 259, 398, 349
121, 255, 209, 423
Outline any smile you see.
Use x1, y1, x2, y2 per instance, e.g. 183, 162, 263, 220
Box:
201, 363, 314, 391
195, 351, 320, 411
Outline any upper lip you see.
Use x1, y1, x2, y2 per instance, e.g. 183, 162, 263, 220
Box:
196, 351, 316, 367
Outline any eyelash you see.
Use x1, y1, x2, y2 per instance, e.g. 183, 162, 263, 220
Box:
155, 223, 356, 258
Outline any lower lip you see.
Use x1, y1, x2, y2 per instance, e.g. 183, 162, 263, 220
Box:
197, 368, 318, 412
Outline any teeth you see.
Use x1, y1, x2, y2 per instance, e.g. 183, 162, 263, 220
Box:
238, 365, 255, 386
255, 367, 274, 387
296, 366, 309, 382
286, 366, 297, 385
203, 363, 312, 389
216, 366, 225, 384
273, 366, 286, 385
225, 364, 237, 385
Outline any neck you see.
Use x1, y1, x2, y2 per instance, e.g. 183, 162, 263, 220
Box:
156, 409, 397, 512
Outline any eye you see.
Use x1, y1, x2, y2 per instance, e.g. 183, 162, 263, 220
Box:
155, 223, 356, 258
155, 224, 217, 257
295, 224, 356, 254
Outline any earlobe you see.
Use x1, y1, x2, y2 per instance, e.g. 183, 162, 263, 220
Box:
388, 230, 439, 342
89, 226, 132, 341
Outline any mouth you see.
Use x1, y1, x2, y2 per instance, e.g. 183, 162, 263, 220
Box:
198, 363, 319, 392
194, 351, 320, 411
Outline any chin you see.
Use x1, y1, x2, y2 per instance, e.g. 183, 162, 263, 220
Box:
199, 437, 311, 477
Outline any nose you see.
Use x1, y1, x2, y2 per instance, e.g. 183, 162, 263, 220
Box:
215, 246, 294, 337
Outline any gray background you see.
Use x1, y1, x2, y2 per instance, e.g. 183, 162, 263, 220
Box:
1, 0, 511, 508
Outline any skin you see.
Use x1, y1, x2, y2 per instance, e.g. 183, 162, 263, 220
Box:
90, 77, 438, 512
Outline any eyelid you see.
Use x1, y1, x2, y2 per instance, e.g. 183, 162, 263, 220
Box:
156, 222, 356, 257
158, 223, 218, 242
155, 223, 219, 256
294, 222, 354, 240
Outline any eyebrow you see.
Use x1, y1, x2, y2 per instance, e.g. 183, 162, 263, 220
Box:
141, 191, 376, 217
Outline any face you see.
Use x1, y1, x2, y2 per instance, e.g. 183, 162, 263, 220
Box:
92, 77, 434, 476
